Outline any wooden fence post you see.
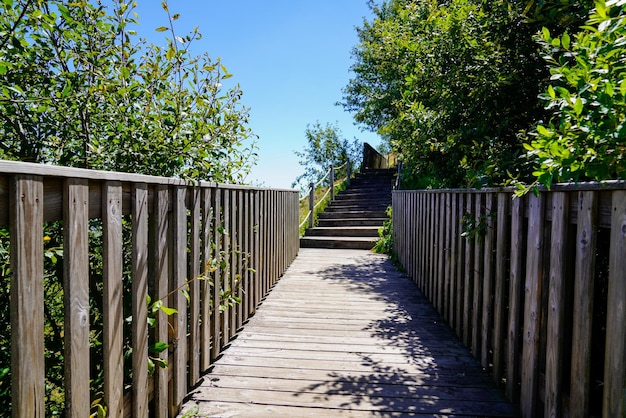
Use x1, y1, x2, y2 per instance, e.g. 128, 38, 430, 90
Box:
63, 178, 90, 417
153, 185, 169, 418
102, 181, 124, 418
521, 192, 545, 417
570, 191, 598, 417
132, 183, 149, 417
10, 175, 45, 418
603, 190, 626, 416
330, 166, 335, 201
309, 182, 314, 229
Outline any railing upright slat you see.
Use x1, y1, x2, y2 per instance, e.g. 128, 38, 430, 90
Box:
189, 187, 201, 386
570, 191, 598, 417
481, 193, 495, 371
63, 178, 90, 417
236, 189, 244, 331
544, 192, 569, 417
520, 192, 545, 417
253, 190, 260, 313
10, 175, 45, 418
463, 193, 474, 348
154, 184, 169, 418
201, 187, 213, 370
449, 193, 457, 329
211, 188, 222, 360
455, 193, 465, 339
131, 183, 149, 417
102, 181, 124, 418
603, 190, 626, 416
472, 193, 483, 358
493, 192, 511, 386
229, 190, 237, 339
507, 194, 524, 403
171, 186, 188, 414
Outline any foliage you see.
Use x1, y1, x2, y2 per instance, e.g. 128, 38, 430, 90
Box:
0, 0, 257, 414
0, 0, 257, 182
342, 0, 591, 189
373, 206, 394, 255
522, 0, 626, 190
293, 121, 361, 187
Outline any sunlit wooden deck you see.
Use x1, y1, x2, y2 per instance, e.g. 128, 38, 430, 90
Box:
179, 248, 517, 417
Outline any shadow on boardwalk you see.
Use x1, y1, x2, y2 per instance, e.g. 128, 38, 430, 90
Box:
179, 249, 517, 417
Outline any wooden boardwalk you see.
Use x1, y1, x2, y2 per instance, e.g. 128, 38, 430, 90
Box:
179, 249, 518, 417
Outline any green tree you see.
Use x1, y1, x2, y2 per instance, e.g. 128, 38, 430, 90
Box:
0, 0, 257, 182
0, 1, 258, 414
523, 0, 626, 189
342, 0, 589, 188
293, 121, 361, 186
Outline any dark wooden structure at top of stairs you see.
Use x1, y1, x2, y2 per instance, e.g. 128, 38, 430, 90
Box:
300, 168, 396, 250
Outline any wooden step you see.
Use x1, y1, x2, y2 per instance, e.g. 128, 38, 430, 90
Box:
299, 236, 376, 250
305, 226, 380, 238
317, 218, 388, 227
318, 210, 388, 219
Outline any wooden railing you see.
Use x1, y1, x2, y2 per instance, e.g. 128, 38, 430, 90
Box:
0, 160, 299, 417
362, 142, 388, 169
299, 161, 351, 232
392, 184, 626, 418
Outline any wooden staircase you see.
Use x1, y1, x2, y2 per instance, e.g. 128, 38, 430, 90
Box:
300, 168, 395, 250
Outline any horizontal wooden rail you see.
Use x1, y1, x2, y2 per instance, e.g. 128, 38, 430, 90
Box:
393, 185, 626, 418
0, 161, 299, 417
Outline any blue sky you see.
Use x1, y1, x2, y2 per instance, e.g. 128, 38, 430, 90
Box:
136, 1, 381, 189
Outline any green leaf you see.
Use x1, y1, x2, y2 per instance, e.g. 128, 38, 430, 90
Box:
573, 97, 583, 115
166, 45, 175, 60
536, 125, 550, 136
160, 305, 177, 315
150, 342, 168, 353
155, 26, 168, 32
548, 84, 556, 99
561, 32, 570, 49
152, 357, 168, 368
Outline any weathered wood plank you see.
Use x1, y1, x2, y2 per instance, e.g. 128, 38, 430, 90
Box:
463, 193, 474, 347
222, 189, 231, 342
449, 193, 457, 332
506, 195, 524, 403
63, 178, 90, 417
10, 175, 45, 418
570, 191, 597, 417
481, 193, 495, 370
544, 192, 569, 417
180, 249, 516, 418
201, 187, 212, 370
153, 184, 169, 418
455, 193, 465, 339
472, 193, 483, 357
437, 193, 445, 313
492, 193, 510, 386
521, 193, 545, 417
444, 193, 452, 323
131, 184, 149, 417
211, 188, 222, 360
171, 186, 188, 415
189, 187, 201, 386
603, 190, 626, 417
102, 182, 124, 418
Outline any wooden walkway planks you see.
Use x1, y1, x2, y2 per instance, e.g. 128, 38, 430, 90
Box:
179, 249, 517, 417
